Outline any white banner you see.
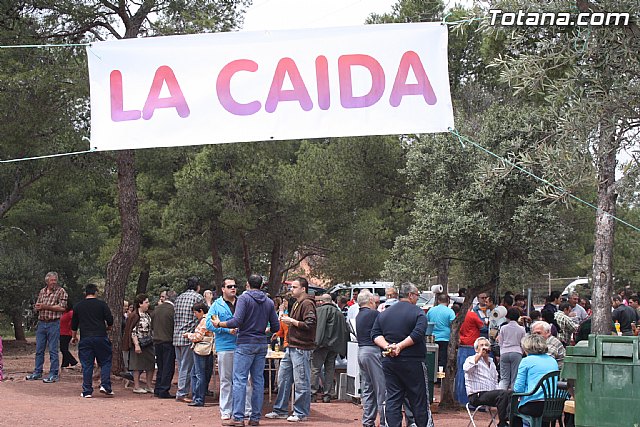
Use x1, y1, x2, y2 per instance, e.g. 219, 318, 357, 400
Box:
88, 23, 453, 151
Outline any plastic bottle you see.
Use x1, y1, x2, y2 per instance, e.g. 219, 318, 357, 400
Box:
615, 320, 622, 336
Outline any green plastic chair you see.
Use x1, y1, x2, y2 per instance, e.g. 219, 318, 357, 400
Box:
510, 370, 569, 427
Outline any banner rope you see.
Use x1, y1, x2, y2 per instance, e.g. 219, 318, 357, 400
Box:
0, 137, 97, 163
0, 42, 90, 49
448, 128, 640, 233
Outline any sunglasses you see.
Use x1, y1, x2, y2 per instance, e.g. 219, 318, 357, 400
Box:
225, 285, 237, 289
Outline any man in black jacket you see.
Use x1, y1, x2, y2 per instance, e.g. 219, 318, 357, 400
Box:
71, 283, 114, 398
371, 282, 434, 427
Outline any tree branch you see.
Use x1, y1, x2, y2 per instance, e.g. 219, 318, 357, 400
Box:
96, 21, 123, 39
281, 251, 322, 274
0, 170, 47, 219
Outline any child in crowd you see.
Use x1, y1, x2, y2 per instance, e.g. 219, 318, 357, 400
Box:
183, 302, 214, 407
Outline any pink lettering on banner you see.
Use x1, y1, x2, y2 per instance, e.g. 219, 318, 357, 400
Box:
315, 56, 330, 110
142, 66, 190, 120
110, 70, 141, 122
338, 54, 385, 109
217, 59, 261, 116
389, 51, 437, 107
265, 58, 313, 113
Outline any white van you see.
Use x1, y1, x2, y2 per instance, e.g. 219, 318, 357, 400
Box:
327, 281, 395, 302
561, 278, 590, 298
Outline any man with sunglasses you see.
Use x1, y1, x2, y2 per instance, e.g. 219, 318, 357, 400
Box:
207, 277, 243, 424
212, 274, 280, 427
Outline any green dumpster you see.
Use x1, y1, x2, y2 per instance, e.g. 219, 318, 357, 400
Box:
425, 343, 438, 402
562, 334, 640, 427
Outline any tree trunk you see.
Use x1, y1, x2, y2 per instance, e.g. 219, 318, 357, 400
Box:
105, 150, 141, 375
11, 311, 27, 341
241, 234, 252, 279
591, 127, 618, 335
209, 221, 224, 290
437, 258, 451, 293
136, 260, 150, 295
267, 237, 285, 296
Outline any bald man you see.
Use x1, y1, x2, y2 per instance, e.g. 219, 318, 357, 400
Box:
311, 293, 349, 402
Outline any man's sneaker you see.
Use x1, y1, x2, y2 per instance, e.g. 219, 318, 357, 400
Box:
99, 386, 114, 396
265, 412, 289, 419
221, 414, 232, 420
43, 376, 59, 383
80, 393, 92, 398
25, 373, 42, 381
287, 415, 306, 422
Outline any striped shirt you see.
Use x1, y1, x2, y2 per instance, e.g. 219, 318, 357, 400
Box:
546, 335, 566, 369
554, 311, 577, 344
185, 317, 213, 343
36, 286, 68, 321
173, 290, 205, 346
463, 355, 499, 395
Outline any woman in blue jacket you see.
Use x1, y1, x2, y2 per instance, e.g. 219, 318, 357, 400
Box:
512, 333, 559, 427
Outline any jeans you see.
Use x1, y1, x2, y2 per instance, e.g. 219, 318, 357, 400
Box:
60, 335, 78, 367
272, 347, 312, 418
499, 352, 522, 390
358, 346, 386, 427
154, 342, 175, 396
383, 359, 434, 427
232, 343, 267, 422
78, 336, 112, 395
191, 352, 207, 405
311, 347, 337, 397
175, 345, 194, 397
205, 352, 214, 392
34, 320, 60, 377
218, 350, 254, 418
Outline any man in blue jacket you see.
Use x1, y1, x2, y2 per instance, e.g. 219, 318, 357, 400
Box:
212, 274, 280, 427
207, 277, 245, 423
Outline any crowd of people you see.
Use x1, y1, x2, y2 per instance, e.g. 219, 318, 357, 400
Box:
451, 287, 639, 427
13, 271, 640, 427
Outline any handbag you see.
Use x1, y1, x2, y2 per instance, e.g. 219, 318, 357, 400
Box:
192, 335, 214, 356
138, 334, 153, 349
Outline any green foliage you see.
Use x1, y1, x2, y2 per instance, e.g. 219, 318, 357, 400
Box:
284, 136, 412, 283
614, 207, 640, 287
384, 94, 574, 289
367, 0, 445, 24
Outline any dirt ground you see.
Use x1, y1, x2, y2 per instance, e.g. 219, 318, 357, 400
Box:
0, 339, 493, 426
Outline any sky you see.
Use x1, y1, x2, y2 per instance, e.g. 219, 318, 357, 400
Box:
242, 0, 398, 31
